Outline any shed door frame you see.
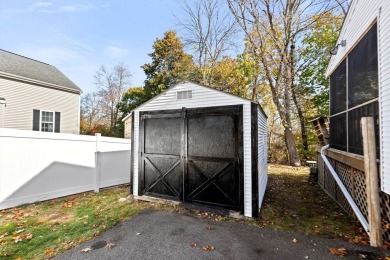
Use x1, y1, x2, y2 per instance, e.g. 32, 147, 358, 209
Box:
138, 105, 244, 211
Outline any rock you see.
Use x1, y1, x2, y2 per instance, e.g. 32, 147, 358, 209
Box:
127, 195, 135, 202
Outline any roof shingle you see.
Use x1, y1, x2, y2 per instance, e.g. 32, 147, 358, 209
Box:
0, 49, 81, 92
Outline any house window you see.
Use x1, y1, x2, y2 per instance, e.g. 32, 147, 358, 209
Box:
177, 90, 193, 100
329, 23, 379, 157
32, 109, 61, 133
41, 111, 54, 132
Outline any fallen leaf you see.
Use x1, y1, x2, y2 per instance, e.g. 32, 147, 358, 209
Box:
0, 232, 9, 239
206, 226, 215, 230
105, 243, 116, 249
191, 243, 197, 248
45, 249, 54, 256
12, 236, 23, 243
81, 247, 91, 253
202, 245, 215, 251
292, 238, 298, 243
328, 247, 347, 256
62, 200, 77, 209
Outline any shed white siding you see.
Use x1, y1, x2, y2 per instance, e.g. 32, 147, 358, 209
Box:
132, 82, 262, 217
0, 78, 80, 134
258, 107, 268, 208
326, 1, 390, 194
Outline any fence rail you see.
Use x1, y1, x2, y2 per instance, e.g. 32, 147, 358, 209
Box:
0, 128, 131, 210
316, 148, 390, 242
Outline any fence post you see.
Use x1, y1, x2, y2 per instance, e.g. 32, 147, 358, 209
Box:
94, 133, 101, 193
361, 117, 382, 247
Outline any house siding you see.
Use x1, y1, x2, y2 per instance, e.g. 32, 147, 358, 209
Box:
258, 106, 268, 208
326, 1, 390, 194
0, 78, 80, 134
379, 2, 390, 194
326, 1, 380, 76
132, 82, 257, 217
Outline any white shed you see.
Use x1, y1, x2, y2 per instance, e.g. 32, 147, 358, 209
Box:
126, 82, 267, 217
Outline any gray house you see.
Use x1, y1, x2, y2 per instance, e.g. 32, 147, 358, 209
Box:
0, 50, 81, 134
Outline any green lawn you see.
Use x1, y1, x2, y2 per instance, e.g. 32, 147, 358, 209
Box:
0, 186, 147, 259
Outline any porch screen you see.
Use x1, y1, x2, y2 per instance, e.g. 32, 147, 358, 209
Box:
330, 59, 347, 115
348, 23, 378, 107
329, 23, 379, 157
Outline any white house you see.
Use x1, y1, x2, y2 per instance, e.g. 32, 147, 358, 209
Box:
0, 50, 81, 134
124, 82, 268, 218
319, 0, 390, 244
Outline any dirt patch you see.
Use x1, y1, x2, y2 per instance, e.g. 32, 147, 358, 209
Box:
258, 164, 364, 241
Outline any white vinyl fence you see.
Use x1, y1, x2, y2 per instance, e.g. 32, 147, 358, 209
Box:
0, 128, 131, 210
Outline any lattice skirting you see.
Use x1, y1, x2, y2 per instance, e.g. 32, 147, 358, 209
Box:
316, 153, 390, 242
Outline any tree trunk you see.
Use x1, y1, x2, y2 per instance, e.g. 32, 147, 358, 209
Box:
291, 87, 308, 160
284, 127, 301, 166
290, 43, 309, 160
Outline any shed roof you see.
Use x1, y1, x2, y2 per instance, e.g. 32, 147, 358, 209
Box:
122, 81, 267, 121
0, 49, 81, 93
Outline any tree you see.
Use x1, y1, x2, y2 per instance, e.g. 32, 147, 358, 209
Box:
80, 92, 101, 129
142, 31, 198, 98
119, 87, 147, 117
94, 63, 132, 132
227, 0, 349, 166
208, 53, 264, 101
177, 0, 238, 85
298, 12, 344, 117
289, 12, 344, 158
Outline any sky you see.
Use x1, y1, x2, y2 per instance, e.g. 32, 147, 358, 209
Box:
0, 0, 186, 94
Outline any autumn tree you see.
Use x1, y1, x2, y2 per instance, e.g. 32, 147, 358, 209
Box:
94, 63, 132, 132
142, 31, 198, 98
227, 0, 349, 166
177, 0, 238, 85
208, 53, 265, 100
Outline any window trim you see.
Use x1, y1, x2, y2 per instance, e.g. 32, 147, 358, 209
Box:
40, 110, 55, 132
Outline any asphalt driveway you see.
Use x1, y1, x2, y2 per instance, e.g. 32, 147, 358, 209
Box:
55, 210, 388, 259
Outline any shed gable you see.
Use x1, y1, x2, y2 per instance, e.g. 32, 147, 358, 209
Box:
134, 82, 253, 112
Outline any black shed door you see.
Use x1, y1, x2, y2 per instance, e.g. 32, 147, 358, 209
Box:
139, 105, 243, 211
139, 113, 182, 200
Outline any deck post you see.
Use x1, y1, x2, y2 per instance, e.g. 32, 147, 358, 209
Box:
361, 117, 382, 247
